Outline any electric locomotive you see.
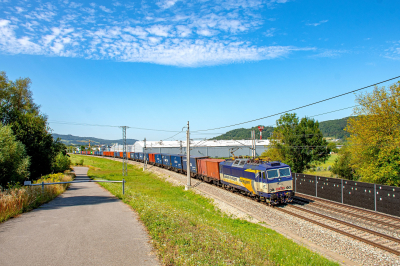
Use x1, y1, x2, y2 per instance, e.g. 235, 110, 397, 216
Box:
219, 159, 294, 205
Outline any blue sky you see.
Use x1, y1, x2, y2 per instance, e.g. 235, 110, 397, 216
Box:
0, 0, 399, 141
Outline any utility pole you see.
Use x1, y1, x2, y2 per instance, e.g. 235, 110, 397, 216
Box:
185, 121, 191, 190
120, 126, 128, 176
143, 138, 147, 171
251, 130, 256, 159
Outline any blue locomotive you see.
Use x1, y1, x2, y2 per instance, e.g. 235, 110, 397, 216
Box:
219, 159, 294, 205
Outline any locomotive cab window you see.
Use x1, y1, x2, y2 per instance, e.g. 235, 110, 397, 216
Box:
239, 160, 246, 166
267, 169, 279, 179
279, 167, 291, 177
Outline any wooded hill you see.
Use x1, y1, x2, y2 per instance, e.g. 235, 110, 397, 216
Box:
212, 117, 350, 140
52, 134, 137, 146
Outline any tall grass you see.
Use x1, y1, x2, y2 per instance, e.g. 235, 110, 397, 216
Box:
72, 155, 338, 266
0, 173, 74, 223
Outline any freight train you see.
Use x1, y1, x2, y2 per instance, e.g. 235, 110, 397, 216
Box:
80, 151, 294, 205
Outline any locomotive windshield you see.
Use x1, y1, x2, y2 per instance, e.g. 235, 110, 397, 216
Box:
267, 167, 291, 179
279, 167, 291, 177
267, 169, 279, 179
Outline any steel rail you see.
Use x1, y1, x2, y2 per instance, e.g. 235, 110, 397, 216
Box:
278, 207, 400, 256
296, 193, 400, 222
293, 197, 400, 230
286, 205, 400, 244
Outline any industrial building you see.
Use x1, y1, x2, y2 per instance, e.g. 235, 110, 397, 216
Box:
109, 139, 270, 158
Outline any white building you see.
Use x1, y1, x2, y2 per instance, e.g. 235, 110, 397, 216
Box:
110, 139, 270, 158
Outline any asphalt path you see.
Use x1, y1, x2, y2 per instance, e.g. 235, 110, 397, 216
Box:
0, 167, 159, 266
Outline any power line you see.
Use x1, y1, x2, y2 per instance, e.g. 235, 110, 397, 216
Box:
192, 75, 400, 132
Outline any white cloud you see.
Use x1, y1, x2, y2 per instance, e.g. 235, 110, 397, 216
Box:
157, 0, 181, 9
147, 25, 172, 37
264, 28, 275, 37
384, 41, 400, 60
99, 5, 113, 13
311, 49, 346, 58
306, 20, 328, 26
15, 7, 25, 13
176, 25, 191, 37
0, 0, 315, 67
197, 28, 218, 37
267, 0, 290, 8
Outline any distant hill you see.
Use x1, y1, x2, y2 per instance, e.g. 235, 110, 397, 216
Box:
212, 126, 275, 140
52, 134, 137, 146
318, 117, 350, 139
212, 117, 350, 140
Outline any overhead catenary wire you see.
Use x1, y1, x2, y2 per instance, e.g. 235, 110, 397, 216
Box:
192, 76, 400, 132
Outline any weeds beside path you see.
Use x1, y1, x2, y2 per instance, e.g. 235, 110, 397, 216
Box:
0, 173, 74, 223
71, 154, 338, 266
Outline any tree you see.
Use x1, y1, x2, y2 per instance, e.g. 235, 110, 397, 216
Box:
52, 152, 71, 173
331, 145, 355, 180
0, 71, 56, 179
264, 113, 330, 173
0, 124, 30, 187
345, 81, 400, 186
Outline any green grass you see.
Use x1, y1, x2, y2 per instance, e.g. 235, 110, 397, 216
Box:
71, 154, 338, 266
304, 154, 338, 178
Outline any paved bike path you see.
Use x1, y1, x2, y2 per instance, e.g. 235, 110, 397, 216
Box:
0, 167, 159, 266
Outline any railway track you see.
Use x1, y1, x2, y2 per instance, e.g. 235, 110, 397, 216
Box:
294, 193, 400, 230
279, 204, 400, 256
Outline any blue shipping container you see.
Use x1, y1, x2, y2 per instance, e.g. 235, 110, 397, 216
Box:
155, 154, 163, 165
161, 154, 171, 167
130, 152, 134, 159
138, 152, 144, 161
170, 154, 183, 171
182, 155, 208, 174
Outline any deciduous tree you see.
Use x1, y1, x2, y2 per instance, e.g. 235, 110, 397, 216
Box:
264, 113, 330, 173
345, 81, 400, 186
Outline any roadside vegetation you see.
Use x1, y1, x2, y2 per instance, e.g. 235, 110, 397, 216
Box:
0, 71, 71, 188
0, 173, 74, 223
71, 154, 337, 266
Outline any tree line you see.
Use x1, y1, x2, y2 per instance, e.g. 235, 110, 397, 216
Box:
0, 71, 70, 188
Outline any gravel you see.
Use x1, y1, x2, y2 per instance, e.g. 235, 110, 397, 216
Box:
108, 157, 400, 266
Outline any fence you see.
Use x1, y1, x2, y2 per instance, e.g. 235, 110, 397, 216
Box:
293, 173, 400, 217
24, 180, 126, 195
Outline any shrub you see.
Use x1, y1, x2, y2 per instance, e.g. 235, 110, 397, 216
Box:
52, 152, 71, 173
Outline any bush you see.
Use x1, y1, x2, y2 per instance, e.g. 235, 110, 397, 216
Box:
0, 124, 30, 187
75, 159, 84, 166
332, 146, 355, 180
52, 152, 71, 173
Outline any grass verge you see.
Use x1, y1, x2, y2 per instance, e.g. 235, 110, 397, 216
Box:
304, 154, 338, 178
71, 154, 338, 266
0, 172, 74, 223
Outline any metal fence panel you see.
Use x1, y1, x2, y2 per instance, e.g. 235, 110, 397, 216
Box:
316, 176, 342, 202
343, 180, 375, 210
376, 185, 400, 216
